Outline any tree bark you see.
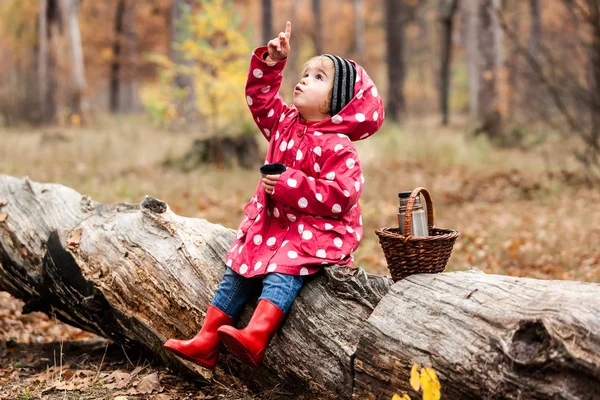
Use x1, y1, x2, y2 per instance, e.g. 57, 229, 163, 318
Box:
471, 0, 504, 140
385, 0, 406, 121
61, 0, 87, 120
1, 175, 600, 399
170, 0, 198, 123
110, 0, 126, 113
312, 0, 323, 55
121, 0, 140, 113
37, 0, 61, 125
261, 0, 272, 48
353, 0, 365, 61
353, 270, 600, 399
439, 0, 460, 125
464, 0, 479, 118
38, 0, 49, 122
525, 0, 541, 104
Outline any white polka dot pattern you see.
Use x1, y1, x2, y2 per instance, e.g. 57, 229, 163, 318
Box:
227, 48, 382, 278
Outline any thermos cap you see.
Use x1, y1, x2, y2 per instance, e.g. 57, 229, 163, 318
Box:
398, 191, 413, 198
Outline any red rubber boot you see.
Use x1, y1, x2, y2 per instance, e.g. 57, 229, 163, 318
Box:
217, 299, 285, 367
163, 305, 233, 369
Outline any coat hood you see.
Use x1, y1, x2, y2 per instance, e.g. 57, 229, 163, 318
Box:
300, 60, 385, 141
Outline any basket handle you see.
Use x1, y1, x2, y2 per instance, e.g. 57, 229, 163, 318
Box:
403, 187, 435, 236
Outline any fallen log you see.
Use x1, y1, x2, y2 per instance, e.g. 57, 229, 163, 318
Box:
1, 174, 599, 399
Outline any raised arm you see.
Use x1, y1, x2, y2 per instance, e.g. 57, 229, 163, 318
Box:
246, 22, 293, 141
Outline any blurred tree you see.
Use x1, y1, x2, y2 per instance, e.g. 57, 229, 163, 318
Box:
39, 0, 61, 124
62, 0, 87, 122
312, 0, 322, 55
148, 0, 252, 133
353, 0, 365, 61
464, 0, 479, 118
262, 0, 272, 46
525, 0, 541, 104
121, 1, 139, 113
439, 0, 460, 125
110, 0, 126, 113
498, 0, 600, 180
465, 0, 504, 140
385, 0, 406, 121
170, 0, 198, 123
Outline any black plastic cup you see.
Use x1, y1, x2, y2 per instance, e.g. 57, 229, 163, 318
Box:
260, 163, 287, 178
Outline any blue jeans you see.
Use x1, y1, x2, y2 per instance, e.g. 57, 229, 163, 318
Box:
211, 268, 305, 319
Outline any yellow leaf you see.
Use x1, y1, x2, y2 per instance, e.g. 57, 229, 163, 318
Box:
410, 364, 420, 392
420, 367, 441, 400
392, 394, 411, 400
71, 114, 81, 126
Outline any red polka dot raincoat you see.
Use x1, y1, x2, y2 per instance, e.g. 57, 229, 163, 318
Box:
225, 47, 385, 277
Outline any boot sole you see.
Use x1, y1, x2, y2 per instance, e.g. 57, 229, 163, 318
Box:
164, 346, 217, 370
218, 330, 260, 368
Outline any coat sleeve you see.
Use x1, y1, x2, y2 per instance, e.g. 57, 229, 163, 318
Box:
271, 144, 363, 217
246, 46, 291, 141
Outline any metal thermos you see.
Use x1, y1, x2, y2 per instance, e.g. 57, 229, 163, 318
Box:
398, 191, 429, 237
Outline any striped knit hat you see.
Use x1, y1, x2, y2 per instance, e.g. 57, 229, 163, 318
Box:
324, 54, 356, 116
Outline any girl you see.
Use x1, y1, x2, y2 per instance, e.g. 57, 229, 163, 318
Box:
164, 21, 384, 368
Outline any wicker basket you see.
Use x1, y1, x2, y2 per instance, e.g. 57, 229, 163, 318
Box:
376, 187, 459, 281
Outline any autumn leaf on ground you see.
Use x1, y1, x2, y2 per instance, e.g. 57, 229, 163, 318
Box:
410, 364, 421, 391
392, 394, 411, 400
136, 372, 161, 394
0, 213, 7, 223
420, 367, 441, 400
67, 228, 83, 247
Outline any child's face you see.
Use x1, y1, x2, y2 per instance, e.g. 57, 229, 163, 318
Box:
293, 57, 334, 121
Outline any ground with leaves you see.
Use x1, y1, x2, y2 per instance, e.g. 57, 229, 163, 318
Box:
1, 116, 598, 398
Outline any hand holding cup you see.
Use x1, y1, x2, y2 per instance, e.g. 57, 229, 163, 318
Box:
260, 163, 286, 195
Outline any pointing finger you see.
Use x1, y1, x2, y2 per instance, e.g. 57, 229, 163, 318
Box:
285, 21, 291, 41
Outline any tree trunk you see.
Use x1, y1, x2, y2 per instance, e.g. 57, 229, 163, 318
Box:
474, 0, 504, 139
312, 0, 323, 54
38, 0, 61, 125
506, 0, 521, 119
121, 0, 140, 113
1, 175, 600, 399
465, 0, 479, 118
170, 0, 197, 123
353, 0, 365, 61
385, 0, 406, 121
61, 0, 87, 120
38, 0, 48, 122
439, 0, 460, 125
587, 1, 600, 177
262, 0, 272, 48
353, 270, 600, 399
525, 0, 541, 104
110, 0, 126, 113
